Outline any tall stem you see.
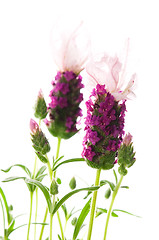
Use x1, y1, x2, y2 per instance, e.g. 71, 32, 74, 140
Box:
87, 169, 101, 240
33, 119, 41, 240
56, 138, 61, 160
103, 175, 124, 240
27, 191, 33, 240
57, 210, 65, 240
39, 207, 48, 240
39, 137, 62, 240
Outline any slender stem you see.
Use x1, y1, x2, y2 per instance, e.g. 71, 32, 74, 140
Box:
39, 207, 48, 240
27, 191, 33, 240
57, 210, 65, 240
87, 169, 101, 240
34, 187, 38, 240
47, 160, 53, 181
56, 138, 61, 160
50, 213, 53, 240
103, 175, 124, 240
39, 138, 62, 240
33, 119, 41, 240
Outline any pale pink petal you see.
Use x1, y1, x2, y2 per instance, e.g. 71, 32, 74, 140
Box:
86, 53, 121, 93
50, 20, 91, 74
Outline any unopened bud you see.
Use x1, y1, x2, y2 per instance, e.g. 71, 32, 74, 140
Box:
30, 119, 39, 134
50, 179, 58, 195
105, 188, 111, 199
71, 217, 77, 226
123, 133, 133, 146
34, 89, 47, 120
30, 119, 50, 157
69, 177, 76, 190
118, 133, 136, 175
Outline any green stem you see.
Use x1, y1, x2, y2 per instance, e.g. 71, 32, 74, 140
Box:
87, 169, 101, 240
27, 191, 33, 240
34, 187, 38, 240
39, 138, 62, 240
33, 119, 41, 240
47, 160, 53, 181
57, 210, 65, 240
56, 138, 61, 160
39, 207, 48, 240
103, 175, 124, 240
50, 213, 53, 240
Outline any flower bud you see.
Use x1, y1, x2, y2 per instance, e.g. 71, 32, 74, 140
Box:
105, 188, 111, 199
71, 217, 77, 226
50, 179, 58, 195
34, 89, 47, 120
69, 177, 76, 190
30, 119, 50, 158
118, 133, 136, 175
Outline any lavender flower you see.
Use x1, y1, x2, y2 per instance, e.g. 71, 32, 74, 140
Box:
46, 71, 84, 139
45, 22, 90, 139
82, 84, 126, 170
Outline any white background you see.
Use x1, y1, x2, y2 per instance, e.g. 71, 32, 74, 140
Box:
0, 0, 159, 239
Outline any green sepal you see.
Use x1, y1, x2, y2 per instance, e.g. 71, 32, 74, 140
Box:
86, 151, 116, 170
118, 164, 128, 176
48, 121, 78, 140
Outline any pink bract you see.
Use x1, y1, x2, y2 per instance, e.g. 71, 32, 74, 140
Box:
86, 52, 136, 101
30, 119, 39, 134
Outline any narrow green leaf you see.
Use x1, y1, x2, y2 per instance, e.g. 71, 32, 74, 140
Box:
61, 204, 68, 219
100, 180, 115, 191
35, 166, 47, 178
7, 219, 15, 235
111, 212, 118, 217
96, 207, 108, 218
0, 187, 10, 224
121, 186, 129, 189
53, 158, 85, 171
25, 179, 52, 212
1, 164, 32, 178
2, 176, 36, 192
53, 155, 64, 167
73, 198, 91, 240
36, 174, 47, 182
2, 176, 25, 183
58, 235, 62, 240
113, 209, 141, 218
53, 186, 100, 214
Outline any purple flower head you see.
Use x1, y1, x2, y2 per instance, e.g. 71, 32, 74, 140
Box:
47, 71, 84, 139
82, 84, 126, 170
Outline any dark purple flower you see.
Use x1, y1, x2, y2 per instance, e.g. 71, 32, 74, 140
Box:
47, 71, 84, 139
82, 84, 126, 170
